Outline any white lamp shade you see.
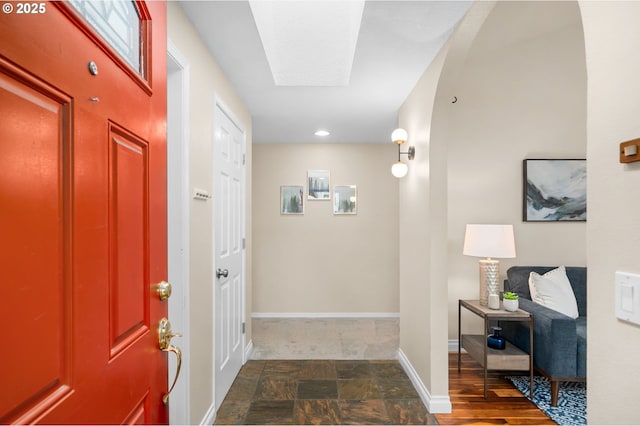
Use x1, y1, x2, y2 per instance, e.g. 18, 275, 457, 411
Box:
463, 224, 516, 258
391, 161, 408, 178
391, 128, 408, 144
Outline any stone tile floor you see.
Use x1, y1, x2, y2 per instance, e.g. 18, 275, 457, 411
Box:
214, 359, 439, 425
251, 318, 399, 360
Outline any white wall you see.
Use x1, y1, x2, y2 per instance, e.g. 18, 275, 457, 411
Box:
580, 1, 640, 423
252, 143, 399, 314
447, 1, 587, 338
167, 4, 253, 422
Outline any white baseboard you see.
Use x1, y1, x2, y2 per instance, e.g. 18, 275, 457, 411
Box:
199, 402, 216, 426
244, 339, 254, 361
449, 339, 467, 352
397, 349, 452, 414
251, 312, 400, 319
426, 394, 453, 414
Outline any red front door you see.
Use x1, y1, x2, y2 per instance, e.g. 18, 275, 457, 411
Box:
0, 1, 168, 423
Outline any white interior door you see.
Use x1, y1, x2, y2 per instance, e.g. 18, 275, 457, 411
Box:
213, 103, 245, 409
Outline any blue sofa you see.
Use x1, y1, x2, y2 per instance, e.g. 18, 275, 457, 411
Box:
500, 266, 586, 406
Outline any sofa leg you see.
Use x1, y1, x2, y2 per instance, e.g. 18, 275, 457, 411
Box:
551, 380, 560, 407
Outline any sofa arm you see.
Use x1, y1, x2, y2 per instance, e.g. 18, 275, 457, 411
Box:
501, 298, 578, 378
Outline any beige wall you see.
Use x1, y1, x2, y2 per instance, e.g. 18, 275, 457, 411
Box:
252, 143, 399, 314
447, 1, 587, 338
580, 1, 640, 423
397, 40, 448, 403
167, 4, 253, 423
166, 1, 640, 423
398, 0, 587, 411
401, 0, 640, 422
397, 2, 496, 409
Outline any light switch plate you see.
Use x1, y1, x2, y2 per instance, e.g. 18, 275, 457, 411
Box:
615, 271, 640, 325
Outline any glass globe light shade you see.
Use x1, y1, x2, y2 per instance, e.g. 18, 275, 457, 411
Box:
391, 128, 408, 144
391, 161, 408, 178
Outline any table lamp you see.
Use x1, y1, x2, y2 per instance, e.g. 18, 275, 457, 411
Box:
463, 224, 516, 308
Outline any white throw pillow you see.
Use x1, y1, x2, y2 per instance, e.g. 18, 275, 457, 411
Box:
528, 266, 579, 319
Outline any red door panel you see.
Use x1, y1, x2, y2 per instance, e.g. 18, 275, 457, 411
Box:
109, 123, 150, 357
0, 57, 74, 423
0, 1, 167, 423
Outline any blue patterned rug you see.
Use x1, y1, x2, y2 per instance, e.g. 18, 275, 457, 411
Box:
506, 375, 586, 425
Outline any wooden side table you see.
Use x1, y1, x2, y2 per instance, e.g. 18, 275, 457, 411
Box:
458, 299, 534, 398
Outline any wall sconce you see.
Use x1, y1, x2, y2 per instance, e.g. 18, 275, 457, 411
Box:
390, 128, 415, 178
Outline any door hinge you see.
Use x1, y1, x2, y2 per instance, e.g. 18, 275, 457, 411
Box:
242, 238, 246, 249
242, 154, 246, 165
242, 322, 246, 334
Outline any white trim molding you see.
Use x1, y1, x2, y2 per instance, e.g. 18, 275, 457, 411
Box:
449, 339, 467, 353
167, 38, 191, 426
244, 340, 254, 361
397, 349, 452, 414
251, 312, 400, 319
199, 403, 216, 426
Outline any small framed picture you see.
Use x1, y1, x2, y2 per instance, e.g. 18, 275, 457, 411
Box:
281, 185, 304, 215
523, 159, 586, 221
308, 170, 331, 200
333, 185, 357, 215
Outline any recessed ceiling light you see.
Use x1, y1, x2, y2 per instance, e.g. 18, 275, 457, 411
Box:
314, 130, 330, 137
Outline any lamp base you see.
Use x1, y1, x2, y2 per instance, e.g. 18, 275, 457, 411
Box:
478, 259, 500, 306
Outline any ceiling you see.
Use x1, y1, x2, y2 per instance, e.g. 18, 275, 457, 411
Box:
180, 1, 472, 144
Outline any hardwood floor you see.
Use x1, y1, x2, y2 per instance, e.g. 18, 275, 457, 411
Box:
435, 353, 555, 425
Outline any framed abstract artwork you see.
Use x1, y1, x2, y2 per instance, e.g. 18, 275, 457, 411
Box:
333, 185, 357, 215
308, 170, 331, 200
280, 185, 304, 215
523, 159, 586, 222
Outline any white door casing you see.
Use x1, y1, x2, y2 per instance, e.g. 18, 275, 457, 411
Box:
213, 102, 246, 409
167, 40, 191, 426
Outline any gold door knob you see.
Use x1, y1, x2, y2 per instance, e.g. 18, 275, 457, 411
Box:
156, 281, 172, 301
158, 318, 182, 405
